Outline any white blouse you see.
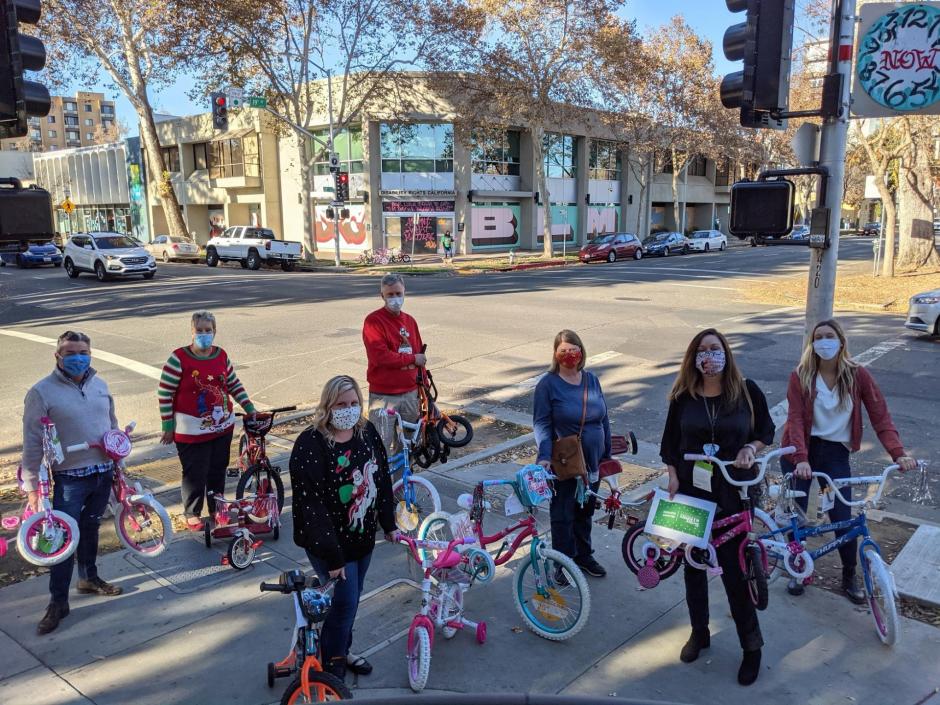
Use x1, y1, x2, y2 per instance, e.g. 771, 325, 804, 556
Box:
811, 375, 853, 444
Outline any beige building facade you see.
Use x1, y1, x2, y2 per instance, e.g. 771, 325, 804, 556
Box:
0, 91, 118, 153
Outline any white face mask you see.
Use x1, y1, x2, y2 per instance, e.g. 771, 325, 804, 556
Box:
385, 295, 404, 313
331, 405, 361, 430
813, 338, 841, 360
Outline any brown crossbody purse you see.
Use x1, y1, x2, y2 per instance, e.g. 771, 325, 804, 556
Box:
550, 379, 588, 481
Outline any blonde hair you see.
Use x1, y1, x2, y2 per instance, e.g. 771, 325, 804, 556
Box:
549, 329, 587, 374
312, 375, 367, 442
797, 319, 857, 407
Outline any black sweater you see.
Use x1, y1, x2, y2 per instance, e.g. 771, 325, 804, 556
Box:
289, 421, 396, 570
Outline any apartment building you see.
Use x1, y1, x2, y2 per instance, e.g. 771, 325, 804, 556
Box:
0, 91, 118, 153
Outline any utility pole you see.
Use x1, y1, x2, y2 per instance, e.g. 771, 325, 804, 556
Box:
326, 70, 342, 268
804, 0, 855, 336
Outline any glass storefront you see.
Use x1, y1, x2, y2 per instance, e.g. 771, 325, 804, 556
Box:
55, 206, 132, 237
381, 200, 454, 252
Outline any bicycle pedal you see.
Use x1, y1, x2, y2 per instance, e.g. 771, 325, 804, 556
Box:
226, 469, 239, 478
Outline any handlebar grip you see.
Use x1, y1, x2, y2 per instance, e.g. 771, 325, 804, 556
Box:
269, 405, 297, 414
460, 536, 478, 545
259, 582, 288, 593
66, 442, 90, 453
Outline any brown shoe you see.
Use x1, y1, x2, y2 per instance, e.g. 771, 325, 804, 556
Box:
37, 602, 69, 635
76, 577, 123, 596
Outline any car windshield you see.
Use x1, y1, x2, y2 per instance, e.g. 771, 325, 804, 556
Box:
645, 233, 671, 243
589, 234, 615, 245
692, 231, 711, 239
94, 235, 138, 249
247, 228, 275, 240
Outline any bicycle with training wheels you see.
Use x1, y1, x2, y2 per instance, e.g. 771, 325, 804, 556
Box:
384, 409, 441, 535
622, 447, 792, 611
4, 418, 80, 566
231, 405, 297, 511
260, 570, 353, 702
398, 534, 495, 692
419, 464, 591, 641
66, 422, 173, 557
584, 432, 649, 531
204, 488, 280, 570
759, 464, 909, 646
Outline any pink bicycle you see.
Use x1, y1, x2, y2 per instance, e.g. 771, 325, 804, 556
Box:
398, 534, 495, 692
66, 423, 173, 557
204, 489, 280, 570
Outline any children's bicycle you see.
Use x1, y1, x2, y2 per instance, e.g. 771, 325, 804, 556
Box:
4, 418, 80, 566
385, 409, 441, 535
204, 489, 280, 569
622, 447, 792, 611
399, 534, 496, 692
259, 570, 352, 702
759, 464, 905, 646
65, 422, 173, 557
231, 406, 297, 512
413, 353, 473, 467
419, 464, 591, 641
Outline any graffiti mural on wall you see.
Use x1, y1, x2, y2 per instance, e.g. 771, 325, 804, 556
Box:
470, 204, 521, 247
314, 204, 368, 250
402, 216, 438, 250
536, 205, 578, 245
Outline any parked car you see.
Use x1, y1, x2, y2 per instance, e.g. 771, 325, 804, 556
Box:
860, 222, 881, 236
579, 232, 643, 263
0, 241, 63, 268
63, 232, 157, 281
788, 225, 810, 240
905, 289, 940, 336
205, 226, 303, 271
688, 229, 727, 252
642, 231, 690, 257
147, 234, 201, 262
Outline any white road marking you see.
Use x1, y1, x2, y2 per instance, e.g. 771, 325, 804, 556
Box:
662, 282, 737, 291
722, 306, 800, 322
477, 351, 623, 404
0, 328, 163, 380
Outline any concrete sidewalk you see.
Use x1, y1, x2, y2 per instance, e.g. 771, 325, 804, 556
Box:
1, 461, 938, 705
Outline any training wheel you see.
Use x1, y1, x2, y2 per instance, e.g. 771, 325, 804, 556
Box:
476, 622, 487, 645
638, 564, 661, 589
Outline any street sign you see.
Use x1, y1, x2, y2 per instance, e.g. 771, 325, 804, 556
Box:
60, 198, 75, 215
248, 96, 267, 108
228, 88, 245, 108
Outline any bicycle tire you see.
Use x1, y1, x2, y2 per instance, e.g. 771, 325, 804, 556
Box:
437, 415, 473, 448
16, 511, 79, 567
417, 510, 456, 562
228, 535, 255, 570
745, 543, 769, 611
115, 497, 173, 557
407, 623, 432, 692
863, 548, 899, 646
621, 524, 682, 581
237, 434, 250, 473
513, 545, 590, 641
392, 475, 441, 536
236, 463, 285, 512
280, 670, 352, 703
752, 508, 782, 583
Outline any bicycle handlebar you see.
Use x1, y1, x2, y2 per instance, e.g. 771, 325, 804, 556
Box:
398, 534, 476, 563
259, 575, 338, 594
797, 466, 898, 508
683, 446, 796, 488
236, 405, 298, 418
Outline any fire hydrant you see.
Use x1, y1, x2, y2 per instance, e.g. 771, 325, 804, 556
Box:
508, 249, 516, 266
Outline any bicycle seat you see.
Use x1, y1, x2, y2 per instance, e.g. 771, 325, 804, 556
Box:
432, 551, 463, 571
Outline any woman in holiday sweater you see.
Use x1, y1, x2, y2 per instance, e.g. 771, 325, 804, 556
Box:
158, 311, 256, 531
289, 375, 398, 681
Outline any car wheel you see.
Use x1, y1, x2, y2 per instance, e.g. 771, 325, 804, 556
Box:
161, 251, 170, 263
682, 245, 690, 255
280, 260, 295, 272
205, 248, 219, 267
663, 247, 669, 257
240, 259, 249, 269
720, 241, 726, 251
704, 243, 710, 253
247, 250, 262, 270
64, 258, 79, 278
607, 250, 616, 263
15, 255, 25, 268
633, 248, 642, 260
94, 261, 109, 282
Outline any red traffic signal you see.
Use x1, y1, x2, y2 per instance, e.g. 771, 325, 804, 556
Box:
210, 91, 228, 131
215, 95, 226, 107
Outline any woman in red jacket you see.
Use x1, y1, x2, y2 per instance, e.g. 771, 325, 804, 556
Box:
780, 319, 918, 602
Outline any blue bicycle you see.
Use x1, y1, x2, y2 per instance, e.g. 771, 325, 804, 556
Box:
385, 409, 441, 535
760, 465, 901, 645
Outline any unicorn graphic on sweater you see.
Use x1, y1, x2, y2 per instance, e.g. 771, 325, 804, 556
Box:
340, 457, 378, 533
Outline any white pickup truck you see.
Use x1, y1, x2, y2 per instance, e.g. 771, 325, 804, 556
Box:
205, 226, 303, 271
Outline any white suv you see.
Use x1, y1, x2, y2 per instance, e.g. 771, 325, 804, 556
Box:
64, 232, 157, 281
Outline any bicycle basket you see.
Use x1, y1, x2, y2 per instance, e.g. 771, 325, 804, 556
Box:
513, 465, 553, 508
243, 413, 274, 436
300, 587, 333, 623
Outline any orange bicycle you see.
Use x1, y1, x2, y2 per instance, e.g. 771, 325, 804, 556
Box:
412, 347, 472, 468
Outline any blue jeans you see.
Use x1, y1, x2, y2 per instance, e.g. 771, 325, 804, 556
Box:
50, 469, 114, 604
781, 437, 856, 570
549, 478, 599, 564
306, 551, 372, 663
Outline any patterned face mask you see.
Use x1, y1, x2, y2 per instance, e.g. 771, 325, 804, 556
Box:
331, 405, 361, 430
695, 349, 726, 377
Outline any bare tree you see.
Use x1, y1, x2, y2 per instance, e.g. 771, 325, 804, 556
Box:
897, 116, 940, 270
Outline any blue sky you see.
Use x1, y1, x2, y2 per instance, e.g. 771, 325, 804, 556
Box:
92, 1, 749, 136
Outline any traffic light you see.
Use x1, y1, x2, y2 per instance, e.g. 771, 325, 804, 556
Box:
210, 91, 228, 131
720, 0, 795, 129
0, 0, 51, 139
334, 171, 349, 203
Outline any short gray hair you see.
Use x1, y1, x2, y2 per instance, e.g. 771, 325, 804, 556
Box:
191, 310, 216, 329
380, 272, 404, 289
57, 330, 91, 351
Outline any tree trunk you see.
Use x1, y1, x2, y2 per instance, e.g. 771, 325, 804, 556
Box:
137, 103, 188, 240
532, 124, 553, 258
880, 187, 898, 278
670, 149, 680, 232
897, 133, 940, 271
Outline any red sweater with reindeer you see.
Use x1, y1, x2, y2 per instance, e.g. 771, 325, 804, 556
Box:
362, 307, 424, 395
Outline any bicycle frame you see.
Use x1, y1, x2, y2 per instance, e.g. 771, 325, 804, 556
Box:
387, 412, 425, 509
236, 406, 296, 473
471, 480, 539, 567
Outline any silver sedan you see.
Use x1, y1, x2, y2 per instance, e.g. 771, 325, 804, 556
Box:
905, 289, 940, 336
146, 235, 201, 262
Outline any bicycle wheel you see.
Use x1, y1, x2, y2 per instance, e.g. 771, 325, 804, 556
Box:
417, 510, 456, 562
744, 542, 769, 611
751, 508, 782, 583
236, 463, 285, 512
863, 548, 899, 646
115, 497, 173, 557
437, 415, 473, 448
16, 511, 79, 566
280, 670, 352, 703
228, 535, 255, 570
392, 475, 441, 535
621, 524, 682, 582
407, 623, 432, 692
513, 545, 590, 641
237, 434, 250, 473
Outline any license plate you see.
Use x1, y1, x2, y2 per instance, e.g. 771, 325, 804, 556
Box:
43, 257, 51, 262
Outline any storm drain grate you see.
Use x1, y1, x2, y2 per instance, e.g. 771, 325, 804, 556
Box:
124, 536, 252, 594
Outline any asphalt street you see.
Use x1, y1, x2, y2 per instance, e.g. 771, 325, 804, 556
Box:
0, 238, 936, 513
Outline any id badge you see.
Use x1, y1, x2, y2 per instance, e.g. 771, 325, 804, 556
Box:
693, 460, 714, 491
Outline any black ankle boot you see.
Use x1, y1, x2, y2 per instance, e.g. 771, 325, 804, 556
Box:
680, 629, 710, 663
842, 568, 866, 605
738, 648, 761, 686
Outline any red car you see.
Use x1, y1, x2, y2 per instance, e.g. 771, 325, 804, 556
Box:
579, 232, 643, 263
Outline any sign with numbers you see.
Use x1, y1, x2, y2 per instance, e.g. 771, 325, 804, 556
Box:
853, 2, 940, 117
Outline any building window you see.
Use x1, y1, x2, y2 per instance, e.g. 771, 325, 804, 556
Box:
86, 132, 94, 140
543, 133, 577, 179
47, 115, 55, 124
66, 130, 79, 139
209, 134, 260, 179
161, 146, 181, 173
470, 128, 520, 176
589, 140, 621, 180
84, 118, 94, 126
687, 155, 707, 177
311, 126, 364, 175
101, 105, 114, 116
715, 159, 732, 187
63, 102, 77, 112
30, 129, 41, 140
102, 119, 113, 130
380, 123, 453, 173
48, 129, 57, 138
65, 116, 78, 127
84, 103, 93, 112
193, 142, 208, 171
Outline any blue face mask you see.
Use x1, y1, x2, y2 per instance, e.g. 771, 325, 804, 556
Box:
60, 353, 91, 378
194, 333, 215, 350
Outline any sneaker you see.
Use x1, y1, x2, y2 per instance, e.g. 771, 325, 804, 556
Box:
76, 577, 123, 596
552, 565, 570, 587
576, 558, 607, 578
787, 578, 805, 596
37, 602, 69, 635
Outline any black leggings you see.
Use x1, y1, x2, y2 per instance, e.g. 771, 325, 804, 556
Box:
177, 432, 233, 518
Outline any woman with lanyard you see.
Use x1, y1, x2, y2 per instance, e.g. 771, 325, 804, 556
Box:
780, 319, 918, 602
660, 329, 775, 686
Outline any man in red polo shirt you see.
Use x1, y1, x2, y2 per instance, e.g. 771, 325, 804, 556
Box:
362, 273, 426, 455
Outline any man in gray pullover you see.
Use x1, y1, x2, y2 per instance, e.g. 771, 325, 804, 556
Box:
22, 331, 123, 635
